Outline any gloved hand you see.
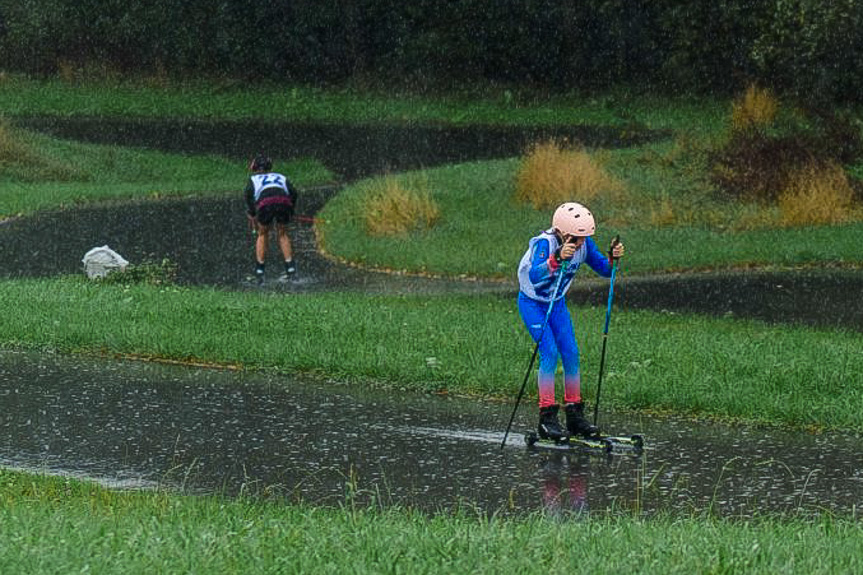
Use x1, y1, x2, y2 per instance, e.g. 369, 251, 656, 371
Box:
609, 238, 625, 260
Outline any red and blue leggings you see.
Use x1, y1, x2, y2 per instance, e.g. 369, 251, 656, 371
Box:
518, 292, 582, 408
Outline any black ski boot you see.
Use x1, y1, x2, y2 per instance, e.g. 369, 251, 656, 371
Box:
279, 259, 296, 281
538, 404, 567, 442
565, 402, 599, 438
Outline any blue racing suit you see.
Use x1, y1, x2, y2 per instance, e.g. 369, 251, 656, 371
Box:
517, 231, 612, 407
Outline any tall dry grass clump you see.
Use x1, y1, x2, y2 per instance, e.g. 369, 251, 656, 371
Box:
0, 119, 35, 166
731, 84, 778, 133
0, 119, 84, 181
363, 176, 440, 236
514, 140, 622, 209
777, 162, 854, 226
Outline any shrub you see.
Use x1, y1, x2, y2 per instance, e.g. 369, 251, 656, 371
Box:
778, 162, 854, 227
363, 176, 440, 237
514, 140, 622, 210
730, 84, 777, 133
0, 119, 85, 182
98, 258, 179, 286
712, 86, 861, 204
0, 119, 36, 167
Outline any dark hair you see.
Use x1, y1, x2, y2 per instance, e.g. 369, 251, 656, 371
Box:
250, 154, 273, 172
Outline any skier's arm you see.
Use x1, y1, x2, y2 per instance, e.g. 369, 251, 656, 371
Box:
244, 180, 256, 217
286, 177, 298, 208
527, 238, 559, 285
585, 237, 613, 277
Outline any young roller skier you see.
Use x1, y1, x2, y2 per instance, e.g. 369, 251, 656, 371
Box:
244, 154, 298, 284
517, 202, 625, 441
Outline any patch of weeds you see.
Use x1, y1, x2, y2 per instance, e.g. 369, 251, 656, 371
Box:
0, 118, 87, 182
730, 84, 777, 133
711, 85, 863, 227
514, 139, 622, 209
98, 258, 178, 286
778, 162, 855, 227
363, 175, 440, 237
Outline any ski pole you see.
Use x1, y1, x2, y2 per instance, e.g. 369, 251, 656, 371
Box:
500, 260, 569, 450
593, 235, 621, 428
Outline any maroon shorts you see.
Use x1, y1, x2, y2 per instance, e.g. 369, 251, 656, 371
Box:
256, 196, 294, 225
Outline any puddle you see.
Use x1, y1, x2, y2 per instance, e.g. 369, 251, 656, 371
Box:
3, 349, 861, 517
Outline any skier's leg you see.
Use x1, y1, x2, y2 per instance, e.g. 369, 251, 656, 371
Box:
518, 296, 565, 440
255, 222, 270, 284
552, 303, 599, 437
519, 296, 560, 408
275, 220, 296, 279
551, 304, 582, 405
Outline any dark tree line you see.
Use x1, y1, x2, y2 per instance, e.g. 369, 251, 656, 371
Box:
1, 0, 862, 103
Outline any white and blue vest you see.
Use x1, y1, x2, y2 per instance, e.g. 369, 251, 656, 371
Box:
517, 230, 588, 302
250, 172, 290, 201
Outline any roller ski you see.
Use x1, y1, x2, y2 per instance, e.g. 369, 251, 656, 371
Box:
525, 430, 644, 454
566, 401, 642, 449
527, 402, 642, 453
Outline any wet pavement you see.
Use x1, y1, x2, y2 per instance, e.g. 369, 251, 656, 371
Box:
3, 349, 862, 517
2, 193, 863, 330
14, 117, 661, 181
0, 191, 511, 295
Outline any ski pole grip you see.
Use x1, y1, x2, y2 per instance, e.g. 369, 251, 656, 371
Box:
609, 235, 621, 261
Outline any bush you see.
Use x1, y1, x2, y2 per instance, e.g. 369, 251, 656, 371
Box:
712, 87, 862, 204
730, 84, 777, 134
363, 176, 439, 237
514, 140, 622, 210
778, 163, 855, 227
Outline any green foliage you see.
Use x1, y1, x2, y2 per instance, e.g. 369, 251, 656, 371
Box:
752, 0, 863, 104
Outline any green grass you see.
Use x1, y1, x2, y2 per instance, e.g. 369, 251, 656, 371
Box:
1, 277, 861, 431
0, 75, 729, 132
2, 469, 862, 574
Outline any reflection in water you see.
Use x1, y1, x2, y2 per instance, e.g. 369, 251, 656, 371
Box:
539, 452, 591, 518
2, 350, 862, 517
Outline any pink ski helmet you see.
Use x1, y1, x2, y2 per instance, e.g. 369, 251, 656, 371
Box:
552, 202, 595, 237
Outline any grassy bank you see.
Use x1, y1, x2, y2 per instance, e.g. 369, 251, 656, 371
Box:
0, 75, 727, 133
1, 277, 861, 432
1, 469, 861, 574
318, 154, 863, 277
